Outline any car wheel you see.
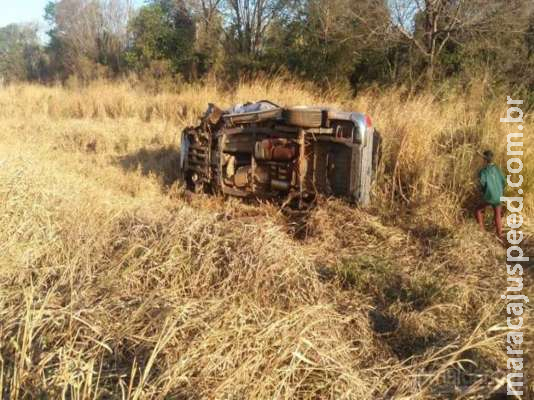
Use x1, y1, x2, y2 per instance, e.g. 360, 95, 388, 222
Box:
283, 107, 324, 128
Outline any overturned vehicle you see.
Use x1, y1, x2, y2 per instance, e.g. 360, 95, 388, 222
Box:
181, 101, 379, 207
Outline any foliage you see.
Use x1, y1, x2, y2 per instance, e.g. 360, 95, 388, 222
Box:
1, 0, 534, 92
125, 0, 195, 77
0, 23, 45, 82
43, 0, 132, 81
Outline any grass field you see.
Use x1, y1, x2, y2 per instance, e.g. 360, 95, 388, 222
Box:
0, 78, 532, 399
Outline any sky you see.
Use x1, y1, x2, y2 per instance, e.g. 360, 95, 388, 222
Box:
0, 0, 51, 28
0, 0, 145, 30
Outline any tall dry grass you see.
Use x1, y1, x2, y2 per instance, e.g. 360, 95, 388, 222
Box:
0, 78, 532, 399
0, 77, 530, 220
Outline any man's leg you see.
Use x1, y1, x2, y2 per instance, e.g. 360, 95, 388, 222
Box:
493, 205, 504, 240
475, 204, 487, 231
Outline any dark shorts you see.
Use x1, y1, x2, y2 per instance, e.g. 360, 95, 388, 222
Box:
475, 202, 503, 213
477, 202, 501, 208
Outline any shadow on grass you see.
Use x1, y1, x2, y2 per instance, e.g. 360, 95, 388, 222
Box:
116, 146, 182, 187
406, 224, 453, 256
281, 208, 315, 241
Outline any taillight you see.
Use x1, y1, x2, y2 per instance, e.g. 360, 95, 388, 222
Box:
365, 115, 372, 128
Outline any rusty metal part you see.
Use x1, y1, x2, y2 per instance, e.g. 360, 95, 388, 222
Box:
272, 145, 296, 161
205, 103, 224, 125
298, 128, 308, 196
255, 139, 297, 161
254, 140, 270, 160
234, 167, 250, 188
225, 155, 236, 177
271, 179, 290, 191
254, 166, 270, 185
224, 108, 282, 126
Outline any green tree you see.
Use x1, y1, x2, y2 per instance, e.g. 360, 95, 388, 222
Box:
0, 23, 45, 82
126, 0, 196, 77
45, 0, 132, 81
262, 0, 392, 88
388, 0, 533, 85
190, 0, 225, 78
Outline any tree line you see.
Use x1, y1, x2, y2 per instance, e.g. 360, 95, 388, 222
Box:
1, 0, 533, 92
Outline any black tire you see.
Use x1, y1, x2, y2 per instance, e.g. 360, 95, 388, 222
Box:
283, 107, 324, 128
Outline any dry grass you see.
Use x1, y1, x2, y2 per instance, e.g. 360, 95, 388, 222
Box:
0, 77, 532, 399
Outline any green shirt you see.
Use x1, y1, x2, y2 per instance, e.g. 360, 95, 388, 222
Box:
479, 164, 506, 206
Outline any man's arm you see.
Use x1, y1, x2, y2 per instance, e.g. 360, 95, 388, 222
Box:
499, 167, 506, 188
479, 169, 486, 190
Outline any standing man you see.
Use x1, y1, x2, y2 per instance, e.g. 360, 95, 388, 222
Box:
475, 150, 506, 240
